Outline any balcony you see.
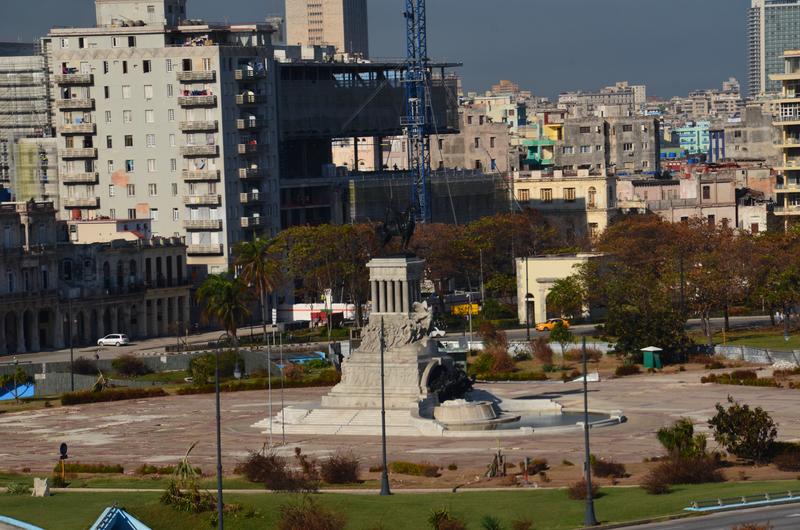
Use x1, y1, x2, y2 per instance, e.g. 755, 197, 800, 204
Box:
60, 147, 97, 159
176, 70, 216, 82
239, 167, 264, 179
182, 169, 220, 182
774, 205, 800, 216
63, 197, 99, 209
234, 69, 266, 81
240, 216, 263, 228
57, 98, 94, 110
179, 120, 218, 132
237, 143, 263, 155
178, 94, 217, 107
188, 244, 223, 255
236, 118, 263, 130
180, 145, 218, 157
240, 191, 261, 204
62, 172, 99, 184
183, 194, 221, 206
235, 93, 266, 105
60, 122, 95, 134
183, 219, 223, 231
54, 73, 93, 85
778, 158, 800, 170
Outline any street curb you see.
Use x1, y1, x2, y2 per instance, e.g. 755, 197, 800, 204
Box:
590, 513, 693, 529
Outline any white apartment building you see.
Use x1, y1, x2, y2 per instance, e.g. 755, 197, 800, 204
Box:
48, 0, 280, 275
285, 0, 369, 57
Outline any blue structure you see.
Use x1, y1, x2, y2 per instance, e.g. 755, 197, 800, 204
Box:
0, 383, 35, 401
708, 129, 726, 164
404, 0, 431, 222
90, 507, 151, 530
0, 515, 44, 530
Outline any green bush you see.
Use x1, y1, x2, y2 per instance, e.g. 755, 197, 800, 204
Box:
5, 482, 31, 495
278, 495, 346, 530
319, 450, 360, 484
189, 350, 245, 385
52, 462, 124, 474
469, 353, 494, 375
475, 371, 547, 382
175, 370, 340, 395
111, 354, 151, 377
480, 299, 516, 320
306, 359, 332, 370
72, 357, 99, 376
136, 463, 202, 476
615, 364, 641, 377
389, 461, 439, 477
700, 371, 779, 387
61, 386, 167, 405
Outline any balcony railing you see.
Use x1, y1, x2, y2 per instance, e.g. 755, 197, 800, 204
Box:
187, 244, 223, 255
176, 70, 216, 82
182, 169, 220, 181
234, 69, 266, 81
54, 73, 93, 85
240, 192, 261, 204
183, 219, 223, 231
60, 147, 97, 159
179, 120, 218, 132
238, 143, 263, 155
63, 197, 100, 208
239, 168, 264, 179
62, 172, 99, 184
183, 194, 221, 206
180, 145, 218, 157
235, 94, 266, 105
57, 98, 94, 110
177, 95, 217, 107
241, 216, 263, 228
60, 122, 95, 134
236, 118, 263, 130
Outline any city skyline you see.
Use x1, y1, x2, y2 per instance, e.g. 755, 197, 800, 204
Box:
2, 0, 749, 98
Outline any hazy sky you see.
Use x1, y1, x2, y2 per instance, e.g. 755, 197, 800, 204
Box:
2, 0, 750, 98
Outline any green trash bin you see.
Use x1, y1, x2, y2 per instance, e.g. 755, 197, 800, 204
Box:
643, 349, 662, 369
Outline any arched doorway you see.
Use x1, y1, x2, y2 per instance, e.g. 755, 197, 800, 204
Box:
524, 293, 535, 328
37, 309, 53, 349
22, 310, 35, 352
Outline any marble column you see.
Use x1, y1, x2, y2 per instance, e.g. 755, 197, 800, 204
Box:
30, 311, 40, 353
400, 281, 409, 313
379, 281, 387, 313
16, 311, 26, 354
387, 281, 396, 313
53, 310, 64, 349
168, 296, 177, 330
370, 281, 379, 312
110, 306, 119, 333
138, 304, 147, 339
393, 280, 402, 314
181, 296, 190, 332
148, 300, 157, 337
97, 308, 105, 339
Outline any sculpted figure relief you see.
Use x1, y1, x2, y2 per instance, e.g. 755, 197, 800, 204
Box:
355, 300, 433, 353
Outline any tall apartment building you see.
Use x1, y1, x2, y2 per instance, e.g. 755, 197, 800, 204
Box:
285, 0, 368, 57
771, 49, 800, 229
749, 0, 800, 95
47, 0, 280, 275
0, 42, 52, 139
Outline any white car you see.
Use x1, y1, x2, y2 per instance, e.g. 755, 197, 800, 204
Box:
429, 326, 446, 338
97, 334, 130, 347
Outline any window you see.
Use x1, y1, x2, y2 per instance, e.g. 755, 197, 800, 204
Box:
103, 61, 109, 74
145, 110, 154, 124
106, 135, 113, 149
437, 138, 443, 150
518, 189, 530, 201
151, 208, 159, 221
172, 208, 179, 221
167, 109, 175, 122
589, 223, 599, 239
124, 135, 133, 147
167, 84, 174, 97
474, 160, 482, 170
108, 184, 115, 197
642, 142, 649, 150
474, 138, 480, 148
146, 134, 155, 147
623, 142, 634, 151
171, 183, 178, 196
128, 208, 137, 219
109, 209, 116, 219
541, 188, 553, 203
467, 115, 473, 125
702, 185, 711, 200
122, 61, 128, 74
751, 222, 759, 234
490, 137, 496, 148
580, 145, 591, 154
127, 36, 136, 48
127, 184, 136, 197
707, 214, 715, 226
587, 186, 597, 208
104, 86, 110, 99
148, 183, 157, 196
622, 124, 633, 132
166, 59, 173, 72
107, 160, 114, 173
564, 188, 576, 202
170, 158, 177, 171
143, 60, 151, 73
112, 37, 120, 47
562, 146, 574, 155
123, 110, 132, 123
147, 159, 156, 172
144, 85, 153, 99
579, 126, 590, 134
60, 38, 69, 49
122, 85, 131, 99
125, 159, 134, 172
202, 58, 212, 71
734, 130, 743, 139
104, 109, 112, 124
642, 160, 649, 168
596, 145, 602, 152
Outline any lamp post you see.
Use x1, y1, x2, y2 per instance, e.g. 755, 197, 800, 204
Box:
379, 317, 391, 496
467, 292, 474, 347
582, 337, 598, 527
525, 256, 531, 341
214, 332, 230, 530
68, 299, 75, 392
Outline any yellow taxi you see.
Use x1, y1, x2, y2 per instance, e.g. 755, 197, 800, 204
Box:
535, 318, 570, 332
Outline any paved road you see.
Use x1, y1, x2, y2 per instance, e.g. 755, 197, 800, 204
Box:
624, 502, 800, 529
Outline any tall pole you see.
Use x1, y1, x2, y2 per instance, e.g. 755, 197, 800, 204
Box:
215, 333, 227, 530
479, 249, 485, 304
68, 299, 75, 392
279, 329, 285, 446
262, 290, 273, 450
582, 336, 598, 527
379, 317, 391, 496
525, 256, 531, 341
467, 293, 473, 346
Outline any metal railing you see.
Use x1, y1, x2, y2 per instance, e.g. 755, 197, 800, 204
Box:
177, 95, 217, 107
187, 244, 223, 255
63, 197, 99, 208
234, 69, 266, 81
60, 122, 95, 134
56, 98, 94, 110
235, 94, 266, 105
686, 490, 800, 512
54, 73, 93, 85
182, 169, 220, 181
183, 194, 221, 206
62, 172, 98, 184
176, 70, 216, 82
240, 216, 263, 228
178, 120, 218, 132
180, 145, 218, 157
60, 148, 97, 159
183, 219, 222, 231
239, 168, 264, 179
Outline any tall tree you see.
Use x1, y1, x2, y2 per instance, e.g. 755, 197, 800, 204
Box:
546, 274, 586, 320
195, 274, 252, 339
234, 236, 282, 336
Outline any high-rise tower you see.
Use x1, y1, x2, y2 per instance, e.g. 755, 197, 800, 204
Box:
285, 0, 368, 57
748, 0, 800, 95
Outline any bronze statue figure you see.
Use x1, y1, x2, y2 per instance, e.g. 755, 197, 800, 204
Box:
376, 205, 416, 251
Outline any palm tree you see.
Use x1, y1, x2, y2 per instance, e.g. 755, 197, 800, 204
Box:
195, 273, 252, 339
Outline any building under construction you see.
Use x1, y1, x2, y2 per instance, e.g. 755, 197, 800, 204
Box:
275, 59, 506, 226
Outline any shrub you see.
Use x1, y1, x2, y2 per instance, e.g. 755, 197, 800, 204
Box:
648, 455, 724, 486
306, 359, 331, 370
136, 463, 202, 476
709, 397, 777, 463
111, 354, 150, 377
470, 353, 494, 375
657, 418, 708, 459
615, 364, 641, 377
320, 450, 360, 484
389, 461, 439, 477
235, 451, 318, 492
5, 482, 31, 495
531, 337, 554, 365
283, 363, 307, 382
161, 481, 224, 514
640, 471, 671, 495
480, 515, 503, 530
513, 350, 532, 362
278, 496, 346, 530
488, 346, 516, 373
561, 459, 574, 466
567, 478, 600, 500
447, 463, 458, 471
705, 360, 726, 370
526, 458, 549, 474
72, 357, 99, 376
188, 350, 244, 384
511, 520, 534, 530
564, 348, 603, 363
479, 321, 507, 348
700, 372, 778, 387
175, 370, 340, 395
49, 475, 68, 488
53, 462, 123, 474
591, 457, 627, 478
61, 387, 167, 405
428, 507, 466, 530
475, 371, 547, 382
773, 449, 800, 471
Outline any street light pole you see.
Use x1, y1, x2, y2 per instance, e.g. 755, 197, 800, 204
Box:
379, 317, 391, 496
467, 292, 473, 346
525, 256, 531, 341
215, 332, 229, 530
582, 336, 598, 527
68, 299, 75, 392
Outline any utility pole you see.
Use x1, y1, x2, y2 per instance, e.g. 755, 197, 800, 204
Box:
525, 256, 531, 341
479, 248, 485, 304
379, 317, 391, 496
582, 337, 598, 527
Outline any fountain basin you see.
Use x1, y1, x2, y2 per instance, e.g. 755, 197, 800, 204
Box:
433, 399, 521, 427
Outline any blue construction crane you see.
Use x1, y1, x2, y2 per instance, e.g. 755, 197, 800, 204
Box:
403, 0, 431, 222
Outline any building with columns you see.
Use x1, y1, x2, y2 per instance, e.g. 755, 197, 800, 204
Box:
0, 200, 190, 355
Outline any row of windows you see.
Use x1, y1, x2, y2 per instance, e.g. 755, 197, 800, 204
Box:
517, 187, 597, 205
